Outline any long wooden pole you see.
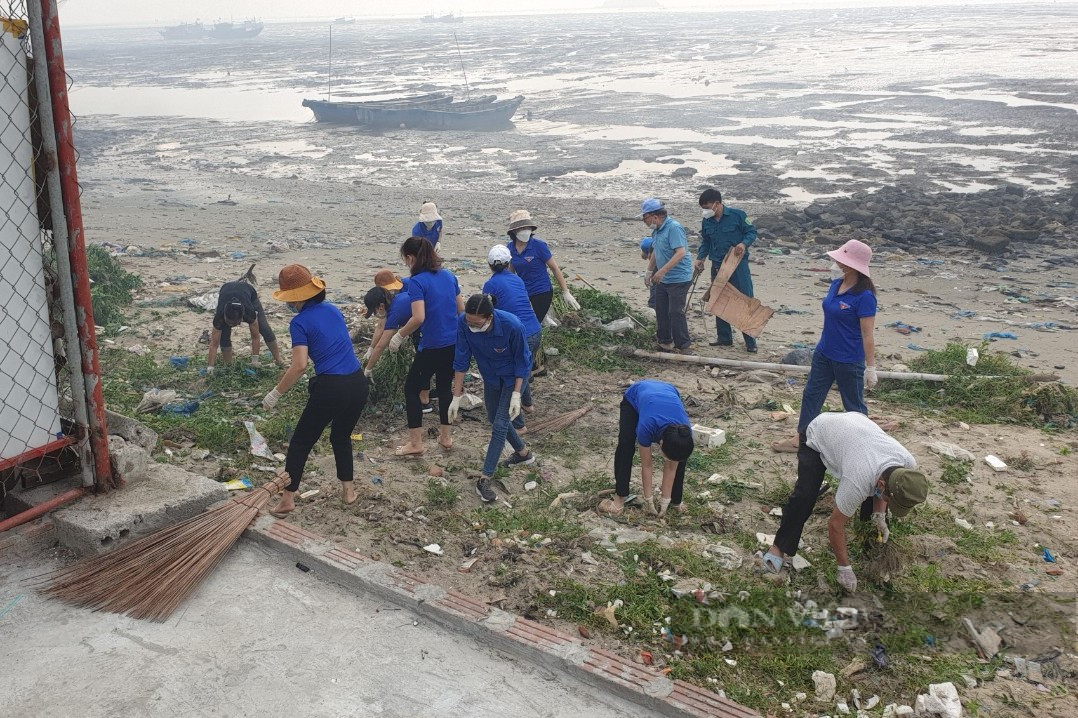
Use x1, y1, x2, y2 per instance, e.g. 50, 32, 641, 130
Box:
630, 349, 941, 382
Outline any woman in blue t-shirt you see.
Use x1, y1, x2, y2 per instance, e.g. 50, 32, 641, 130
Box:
411, 202, 443, 253
505, 209, 580, 323
262, 264, 368, 517
390, 236, 464, 456
598, 380, 695, 517
774, 240, 878, 452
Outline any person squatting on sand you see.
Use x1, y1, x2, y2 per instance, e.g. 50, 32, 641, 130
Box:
263, 265, 368, 516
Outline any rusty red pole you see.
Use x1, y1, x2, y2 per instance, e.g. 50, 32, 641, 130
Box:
39, 0, 115, 491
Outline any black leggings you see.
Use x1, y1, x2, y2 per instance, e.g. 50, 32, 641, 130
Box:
773, 435, 874, 556
220, 309, 275, 349
285, 370, 368, 492
529, 290, 554, 324
404, 345, 455, 428
613, 399, 685, 505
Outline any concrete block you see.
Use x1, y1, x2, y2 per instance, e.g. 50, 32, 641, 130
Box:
691, 424, 727, 449
52, 464, 227, 555
103, 407, 159, 452
108, 435, 150, 484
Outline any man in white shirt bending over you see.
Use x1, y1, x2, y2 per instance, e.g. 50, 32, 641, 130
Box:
763, 412, 929, 592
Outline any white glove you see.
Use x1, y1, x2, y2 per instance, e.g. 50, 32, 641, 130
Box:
508, 391, 522, 421
364, 366, 373, 381
250, 354, 261, 368
205, 365, 215, 375
658, 497, 672, 518
641, 496, 657, 516
864, 366, 878, 390
871, 511, 890, 544
837, 565, 857, 593
262, 388, 281, 411
447, 394, 463, 424
644, 271, 654, 288
362, 347, 372, 363
562, 290, 581, 311
387, 332, 404, 353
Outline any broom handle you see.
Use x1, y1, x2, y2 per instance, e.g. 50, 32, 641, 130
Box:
628, 349, 956, 381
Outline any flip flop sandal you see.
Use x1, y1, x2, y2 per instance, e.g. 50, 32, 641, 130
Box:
597, 498, 625, 515
393, 446, 425, 458
760, 552, 785, 574
269, 508, 293, 519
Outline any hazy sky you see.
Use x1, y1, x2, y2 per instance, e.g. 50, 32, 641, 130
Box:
59, 0, 1063, 27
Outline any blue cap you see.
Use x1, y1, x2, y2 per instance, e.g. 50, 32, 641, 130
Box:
640, 237, 653, 253
639, 197, 664, 216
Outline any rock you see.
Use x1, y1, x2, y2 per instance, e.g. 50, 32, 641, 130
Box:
703, 543, 743, 570
781, 348, 815, 366
108, 435, 150, 484
813, 670, 837, 702
671, 166, 697, 178
459, 393, 483, 410
968, 233, 1011, 254
914, 682, 962, 717
428, 466, 444, 478
791, 554, 812, 571
896, 707, 915, 717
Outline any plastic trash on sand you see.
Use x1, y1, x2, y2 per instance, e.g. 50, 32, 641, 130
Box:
160, 400, 199, 416
187, 291, 219, 311
966, 347, 979, 367
983, 331, 1018, 341
984, 455, 1008, 472
244, 421, 276, 460
223, 476, 253, 491
602, 317, 635, 333
169, 356, 190, 370
136, 389, 178, 414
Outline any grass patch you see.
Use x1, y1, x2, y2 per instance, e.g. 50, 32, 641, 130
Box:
472, 504, 586, 541
86, 245, 142, 330
875, 342, 1078, 428
546, 287, 656, 372
424, 479, 459, 509
939, 457, 972, 486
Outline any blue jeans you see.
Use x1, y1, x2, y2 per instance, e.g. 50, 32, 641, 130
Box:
520, 330, 542, 408
483, 377, 526, 477
796, 350, 867, 434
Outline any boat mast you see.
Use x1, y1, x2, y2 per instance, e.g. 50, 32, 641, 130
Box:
328, 25, 333, 101
453, 32, 470, 99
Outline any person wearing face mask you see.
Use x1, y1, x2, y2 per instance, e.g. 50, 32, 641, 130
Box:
772, 239, 878, 453
391, 236, 464, 456
505, 209, 580, 324
411, 201, 443, 253
449, 294, 535, 503
362, 269, 435, 413
762, 411, 928, 593
640, 198, 694, 353
597, 380, 695, 517
483, 245, 542, 426
262, 264, 368, 517
694, 188, 758, 353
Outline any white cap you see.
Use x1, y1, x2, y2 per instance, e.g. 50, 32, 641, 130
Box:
487, 244, 512, 265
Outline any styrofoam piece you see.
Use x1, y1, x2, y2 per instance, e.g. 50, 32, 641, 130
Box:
691, 424, 727, 448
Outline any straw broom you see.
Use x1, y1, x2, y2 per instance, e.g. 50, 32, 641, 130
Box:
521, 405, 592, 437
40, 474, 289, 622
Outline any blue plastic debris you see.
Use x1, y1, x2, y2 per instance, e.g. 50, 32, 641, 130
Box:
178, 238, 198, 247
169, 356, 190, 370
244, 367, 257, 377
370, 475, 383, 486
916, 258, 945, 266
905, 343, 929, 351
886, 321, 921, 334
952, 310, 976, 319
872, 643, 890, 668
230, 251, 247, 260
983, 332, 1018, 341
161, 401, 199, 416
1043, 548, 1056, 563
924, 635, 936, 647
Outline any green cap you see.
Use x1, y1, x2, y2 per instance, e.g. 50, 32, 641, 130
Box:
887, 468, 929, 517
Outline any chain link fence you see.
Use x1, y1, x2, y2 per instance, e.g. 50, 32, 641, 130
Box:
0, 1, 89, 498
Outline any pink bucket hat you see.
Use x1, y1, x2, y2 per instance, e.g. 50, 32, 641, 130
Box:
827, 239, 873, 277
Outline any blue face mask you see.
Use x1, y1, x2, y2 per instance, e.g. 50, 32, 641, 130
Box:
288, 303, 300, 314
873, 486, 885, 500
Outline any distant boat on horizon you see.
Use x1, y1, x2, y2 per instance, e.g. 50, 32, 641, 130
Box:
334, 16, 356, 25
160, 19, 263, 40
159, 22, 204, 40
420, 12, 464, 24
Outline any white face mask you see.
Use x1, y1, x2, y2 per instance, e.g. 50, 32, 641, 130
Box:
515, 229, 532, 242
468, 319, 492, 333
423, 221, 435, 229
701, 209, 715, 219
830, 262, 844, 281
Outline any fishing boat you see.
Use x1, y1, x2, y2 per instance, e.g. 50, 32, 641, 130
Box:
333, 17, 356, 25
421, 12, 463, 23
301, 93, 456, 123
159, 22, 205, 40
205, 20, 264, 39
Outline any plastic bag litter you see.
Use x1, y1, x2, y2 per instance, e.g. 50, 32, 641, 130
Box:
244, 421, 276, 460
459, 393, 483, 411
160, 401, 199, 416
924, 441, 976, 462
136, 389, 178, 414
187, 291, 219, 311
983, 331, 1018, 341
602, 317, 635, 333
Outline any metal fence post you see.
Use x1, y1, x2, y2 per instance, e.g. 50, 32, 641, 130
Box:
38, 0, 114, 490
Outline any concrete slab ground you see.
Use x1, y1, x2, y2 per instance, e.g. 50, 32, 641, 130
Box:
0, 538, 650, 718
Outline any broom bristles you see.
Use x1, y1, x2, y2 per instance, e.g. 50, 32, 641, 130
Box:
522, 405, 592, 436
39, 475, 287, 622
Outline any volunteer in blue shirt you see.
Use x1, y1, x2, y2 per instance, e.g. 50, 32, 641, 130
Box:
448, 294, 535, 503
641, 198, 694, 353
640, 237, 656, 309
695, 188, 758, 353
411, 201, 443, 252
390, 236, 464, 456
773, 239, 878, 452
483, 244, 542, 425
262, 264, 367, 517
598, 380, 695, 517
505, 209, 581, 323
362, 269, 435, 414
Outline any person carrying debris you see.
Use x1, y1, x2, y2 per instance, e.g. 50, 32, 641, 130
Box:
640, 236, 656, 309
206, 270, 283, 371
505, 209, 581, 324
694, 188, 758, 353
598, 380, 695, 517
449, 294, 536, 503
391, 236, 463, 456
762, 411, 929, 592
483, 244, 542, 428
362, 270, 434, 414
641, 198, 694, 353
772, 239, 878, 453
412, 201, 443, 252
262, 264, 368, 516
